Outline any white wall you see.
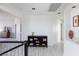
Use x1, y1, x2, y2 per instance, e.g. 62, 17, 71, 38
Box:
64, 3, 79, 56
22, 14, 61, 46
0, 10, 14, 28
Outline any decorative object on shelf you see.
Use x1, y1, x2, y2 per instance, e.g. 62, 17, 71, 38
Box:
0, 25, 16, 38
4, 26, 7, 32
0, 26, 11, 38
32, 32, 35, 36
7, 27, 10, 38
73, 15, 79, 27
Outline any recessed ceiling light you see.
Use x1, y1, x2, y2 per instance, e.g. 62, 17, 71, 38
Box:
32, 8, 36, 10
57, 12, 61, 14
72, 6, 76, 8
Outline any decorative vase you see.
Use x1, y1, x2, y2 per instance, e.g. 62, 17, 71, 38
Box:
32, 32, 35, 36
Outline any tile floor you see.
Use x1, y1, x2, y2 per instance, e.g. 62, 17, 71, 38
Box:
28, 42, 64, 56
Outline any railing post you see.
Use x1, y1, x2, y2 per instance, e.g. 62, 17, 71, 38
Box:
24, 41, 28, 56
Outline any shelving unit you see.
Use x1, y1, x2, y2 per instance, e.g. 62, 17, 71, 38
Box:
28, 36, 48, 47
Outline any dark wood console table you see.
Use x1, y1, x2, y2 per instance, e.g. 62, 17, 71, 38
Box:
28, 36, 48, 47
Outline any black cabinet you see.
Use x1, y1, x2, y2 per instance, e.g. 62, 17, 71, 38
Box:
28, 36, 48, 47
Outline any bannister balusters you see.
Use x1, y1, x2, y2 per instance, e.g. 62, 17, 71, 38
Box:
24, 41, 28, 56
0, 40, 28, 56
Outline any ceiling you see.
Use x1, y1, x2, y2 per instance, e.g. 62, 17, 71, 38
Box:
49, 3, 61, 11
0, 3, 61, 15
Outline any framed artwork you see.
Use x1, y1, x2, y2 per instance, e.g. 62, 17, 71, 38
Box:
73, 15, 79, 27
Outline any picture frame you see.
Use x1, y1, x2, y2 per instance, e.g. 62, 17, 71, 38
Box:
73, 15, 79, 27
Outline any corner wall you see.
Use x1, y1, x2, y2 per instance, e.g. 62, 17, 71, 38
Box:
64, 3, 79, 56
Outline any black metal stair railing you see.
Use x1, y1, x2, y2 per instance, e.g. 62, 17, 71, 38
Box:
0, 40, 28, 56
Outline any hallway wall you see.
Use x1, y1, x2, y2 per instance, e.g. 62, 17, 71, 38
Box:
22, 14, 61, 46
64, 3, 79, 56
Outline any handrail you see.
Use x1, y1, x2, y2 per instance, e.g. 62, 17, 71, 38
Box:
0, 41, 24, 43
0, 40, 28, 56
